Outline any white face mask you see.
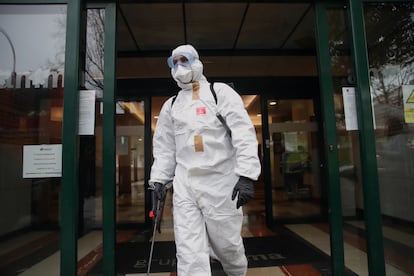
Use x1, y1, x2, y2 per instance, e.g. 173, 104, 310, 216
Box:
173, 65, 193, 84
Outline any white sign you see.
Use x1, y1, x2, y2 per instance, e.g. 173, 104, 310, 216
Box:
99, 102, 125, 114
402, 85, 414, 123
23, 144, 62, 178
342, 87, 358, 130
342, 87, 376, 130
283, 132, 298, 152
78, 90, 96, 135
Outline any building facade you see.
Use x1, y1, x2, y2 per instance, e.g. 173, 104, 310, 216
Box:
0, 0, 413, 275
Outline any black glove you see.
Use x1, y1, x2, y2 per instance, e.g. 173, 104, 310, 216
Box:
231, 176, 254, 209
151, 182, 166, 217
153, 182, 167, 201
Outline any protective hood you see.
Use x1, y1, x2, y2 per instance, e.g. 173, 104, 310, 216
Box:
169, 44, 207, 90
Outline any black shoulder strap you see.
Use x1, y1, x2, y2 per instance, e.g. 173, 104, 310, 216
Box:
210, 82, 232, 136
171, 95, 177, 107
209, 82, 218, 104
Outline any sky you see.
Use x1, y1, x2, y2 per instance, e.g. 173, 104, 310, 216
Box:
0, 5, 66, 79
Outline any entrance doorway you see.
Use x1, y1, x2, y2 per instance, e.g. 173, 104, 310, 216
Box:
109, 88, 325, 232
266, 98, 322, 221
112, 0, 324, 230
105, 85, 327, 274
93, 1, 334, 274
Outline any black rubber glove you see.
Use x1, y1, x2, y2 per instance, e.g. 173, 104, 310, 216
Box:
153, 182, 167, 201
232, 176, 254, 209
151, 182, 166, 216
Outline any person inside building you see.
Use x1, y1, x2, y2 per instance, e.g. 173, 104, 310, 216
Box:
149, 44, 261, 275
281, 145, 310, 199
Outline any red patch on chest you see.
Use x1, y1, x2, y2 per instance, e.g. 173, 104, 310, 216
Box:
196, 107, 206, 115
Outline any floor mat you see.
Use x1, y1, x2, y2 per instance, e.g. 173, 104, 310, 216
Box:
87, 234, 339, 275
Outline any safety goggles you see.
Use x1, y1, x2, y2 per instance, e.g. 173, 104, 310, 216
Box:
167, 52, 196, 69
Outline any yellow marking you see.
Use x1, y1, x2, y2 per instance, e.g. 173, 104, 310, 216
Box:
407, 89, 414, 103
194, 135, 204, 152
192, 82, 200, 100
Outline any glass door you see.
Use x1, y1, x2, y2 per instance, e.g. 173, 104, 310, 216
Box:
240, 94, 265, 226
322, 5, 371, 275
325, 8, 363, 221
0, 4, 67, 275
267, 98, 322, 221
115, 100, 146, 226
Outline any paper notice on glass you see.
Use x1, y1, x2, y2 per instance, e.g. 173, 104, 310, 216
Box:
99, 102, 125, 114
342, 87, 358, 130
284, 132, 298, 152
78, 90, 96, 135
23, 144, 62, 178
402, 85, 414, 123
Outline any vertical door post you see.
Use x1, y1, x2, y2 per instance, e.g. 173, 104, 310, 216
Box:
348, 1, 386, 275
314, 2, 345, 275
61, 0, 82, 274
102, 3, 117, 276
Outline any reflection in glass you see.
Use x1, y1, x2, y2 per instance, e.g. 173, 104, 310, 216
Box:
367, 3, 414, 219
0, 5, 66, 88
85, 9, 105, 91
326, 8, 364, 220
326, 7, 369, 274
79, 9, 106, 233
116, 101, 146, 225
365, 4, 414, 274
268, 99, 321, 219
0, 5, 66, 275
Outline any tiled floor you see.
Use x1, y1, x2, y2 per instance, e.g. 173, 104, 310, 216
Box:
124, 265, 321, 276
1, 221, 413, 275
1, 188, 413, 275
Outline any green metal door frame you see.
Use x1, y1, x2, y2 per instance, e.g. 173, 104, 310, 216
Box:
102, 3, 117, 276
60, 1, 118, 275
60, 0, 82, 275
260, 95, 274, 227
314, 2, 345, 275
348, 0, 386, 274
315, 1, 387, 275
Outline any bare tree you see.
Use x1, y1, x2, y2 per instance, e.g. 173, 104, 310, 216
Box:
85, 9, 105, 91
52, 7, 105, 91
365, 3, 414, 105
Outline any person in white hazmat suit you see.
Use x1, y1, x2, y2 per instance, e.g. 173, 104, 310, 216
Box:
149, 44, 261, 276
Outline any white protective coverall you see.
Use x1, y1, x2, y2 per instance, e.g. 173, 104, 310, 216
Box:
149, 44, 261, 276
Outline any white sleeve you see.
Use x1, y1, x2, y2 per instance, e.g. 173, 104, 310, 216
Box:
149, 98, 176, 187
216, 83, 261, 180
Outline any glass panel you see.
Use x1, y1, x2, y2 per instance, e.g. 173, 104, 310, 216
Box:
326, 7, 368, 274
242, 95, 265, 228
81, 9, 106, 231
326, 8, 362, 218
76, 9, 105, 275
116, 100, 146, 225
268, 99, 321, 219
365, 3, 414, 275
113, 91, 147, 274
0, 5, 66, 274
